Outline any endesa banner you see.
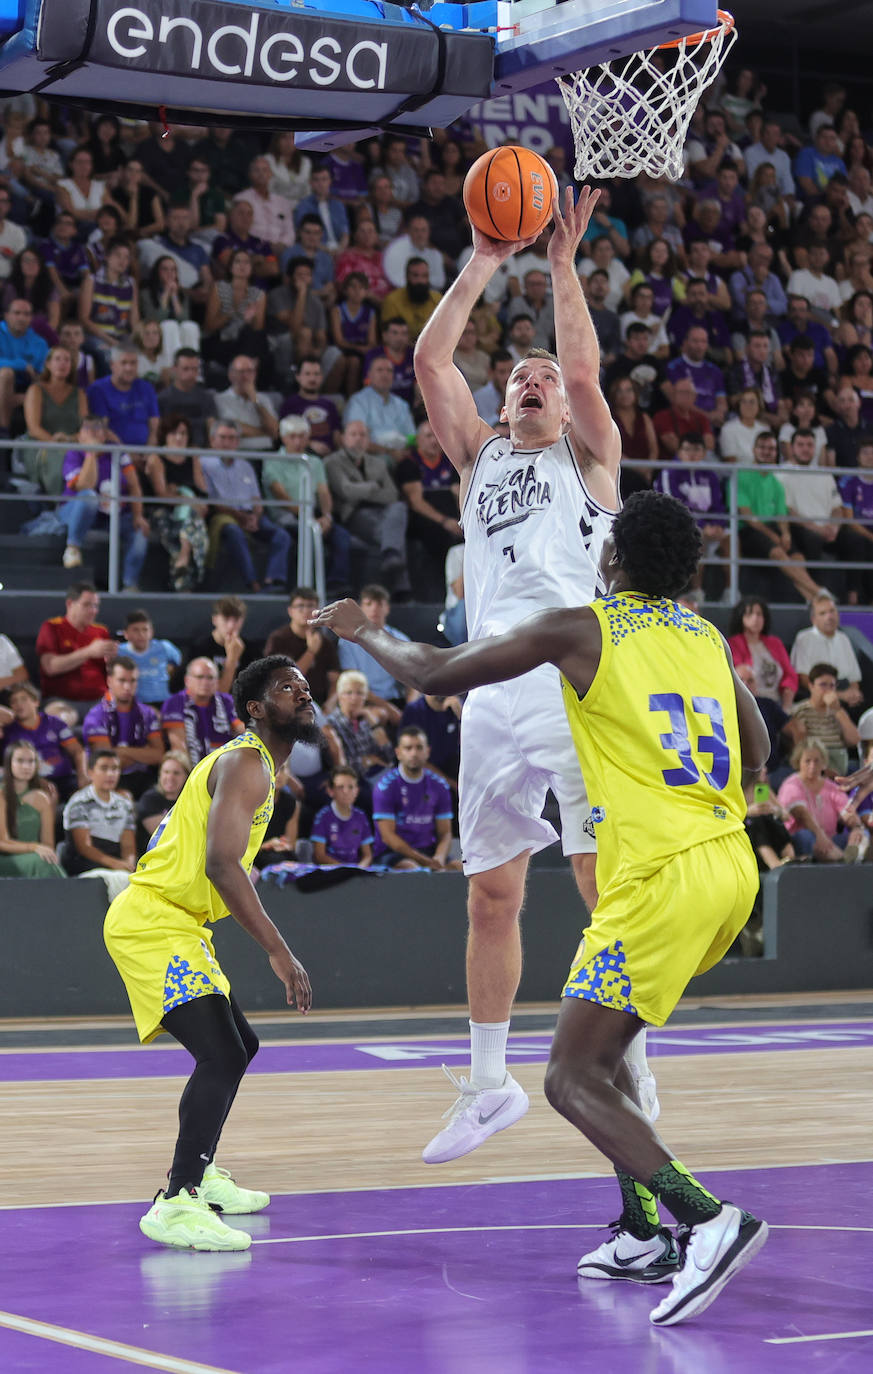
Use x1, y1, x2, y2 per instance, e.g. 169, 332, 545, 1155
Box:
36, 0, 456, 94
468, 82, 573, 157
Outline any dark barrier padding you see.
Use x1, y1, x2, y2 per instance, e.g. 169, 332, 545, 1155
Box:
2, 865, 872, 1020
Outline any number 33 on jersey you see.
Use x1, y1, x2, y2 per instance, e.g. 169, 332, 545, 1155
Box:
561, 593, 748, 891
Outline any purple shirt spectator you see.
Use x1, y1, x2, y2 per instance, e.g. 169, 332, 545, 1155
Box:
372, 766, 454, 856
667, 307, 731, 353
2, 713, 75, 782
325, 154, 369, 203
839, 474, 873, 520
654, 466, 727, 526
279, 392, 341, 449
40, 235, 89, 290
363, 345, 416, 403
310, 803, 373, 864
776, 318, 834, 369
665, 356, 727, 413
160, 689, 241, 764
698, 181, 746, 236
82, 696, 161, 775
62, 449, 135, 502
400, 698, 460, 777
87, 376, 159, 447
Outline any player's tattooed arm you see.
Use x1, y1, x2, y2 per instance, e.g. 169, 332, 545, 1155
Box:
309, 600, 600, 699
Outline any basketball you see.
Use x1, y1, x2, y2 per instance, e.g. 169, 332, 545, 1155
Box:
463, 145, 557, 242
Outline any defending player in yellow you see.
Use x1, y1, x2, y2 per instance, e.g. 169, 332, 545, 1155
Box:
104, 656, 314, 1252
311, 490, 771, 1327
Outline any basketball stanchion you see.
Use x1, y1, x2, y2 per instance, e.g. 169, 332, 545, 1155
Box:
558, 10, 737, 181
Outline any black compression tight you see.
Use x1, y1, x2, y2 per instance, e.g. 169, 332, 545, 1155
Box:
161, 992, 259, 1197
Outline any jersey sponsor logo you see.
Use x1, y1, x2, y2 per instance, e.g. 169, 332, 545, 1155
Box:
477, 462, 552, 536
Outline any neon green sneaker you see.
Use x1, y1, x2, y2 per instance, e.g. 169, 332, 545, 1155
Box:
199, 1162, 270, 1215
139, 1187, 252, 1251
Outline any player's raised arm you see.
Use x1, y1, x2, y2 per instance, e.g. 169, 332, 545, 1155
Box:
548, 187, 621, 476
205, 749, 311, 1012
414, 227, 536, 474
311, 599, 598, 698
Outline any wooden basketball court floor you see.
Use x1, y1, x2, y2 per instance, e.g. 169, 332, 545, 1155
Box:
1, 989, 871, 1372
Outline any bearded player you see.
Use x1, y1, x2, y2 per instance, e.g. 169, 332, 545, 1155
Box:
105, 657, 313, 1252
412, 185, 657, 1163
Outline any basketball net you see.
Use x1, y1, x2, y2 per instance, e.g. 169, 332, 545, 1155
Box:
557, 11, 737, 182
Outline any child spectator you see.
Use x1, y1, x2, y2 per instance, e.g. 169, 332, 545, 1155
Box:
62, 748, 136, 876
371, 726, 461, 871
118, 611, 182, 708
311, 767, 374, 868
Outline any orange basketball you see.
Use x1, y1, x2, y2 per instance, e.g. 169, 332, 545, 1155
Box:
463, 145, 557, 242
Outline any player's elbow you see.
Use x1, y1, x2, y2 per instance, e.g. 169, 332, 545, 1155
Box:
204, 851, 237, 887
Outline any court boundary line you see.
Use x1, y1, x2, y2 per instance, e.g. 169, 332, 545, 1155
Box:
765, 1329, 873, 1345
249, 1221, 873, 1247
0, 1157, 869, 1211
2, 1013, 871, 1056
0, 1309, 240, 1373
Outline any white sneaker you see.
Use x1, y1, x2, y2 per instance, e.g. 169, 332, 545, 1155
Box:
636, 1071, 660, 1123
578, 1225, 680, 1283
62, 545, 82, 569
649, 1204, 769, 1326
422, 1065, 529, 1164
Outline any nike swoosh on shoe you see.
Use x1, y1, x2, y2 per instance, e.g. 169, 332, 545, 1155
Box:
478, 1097, 511, 1125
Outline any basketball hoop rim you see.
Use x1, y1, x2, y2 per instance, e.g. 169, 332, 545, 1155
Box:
657, 8, 734, 50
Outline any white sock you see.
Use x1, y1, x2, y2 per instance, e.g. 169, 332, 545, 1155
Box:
625, 1027, 653, 1083
469, 1019, 510, 1089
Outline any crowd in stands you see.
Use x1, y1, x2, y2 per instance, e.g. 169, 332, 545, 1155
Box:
0, 76, 872, 603
0, 581, 465, 880
3, 73, 873, 926
0, 573, 870, 902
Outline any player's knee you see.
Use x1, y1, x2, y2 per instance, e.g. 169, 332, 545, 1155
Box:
243, 1029, 259, 1065
467, 868, 524, 930
544, 1051, 604, 1123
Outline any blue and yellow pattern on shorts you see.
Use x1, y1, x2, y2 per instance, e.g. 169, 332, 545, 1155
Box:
562, 831, 758, 1026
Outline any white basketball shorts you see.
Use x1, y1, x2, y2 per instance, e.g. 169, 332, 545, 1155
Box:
458, 663, 595, 876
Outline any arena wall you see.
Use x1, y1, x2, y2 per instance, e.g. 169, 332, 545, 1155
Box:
3, 865, 871, 1020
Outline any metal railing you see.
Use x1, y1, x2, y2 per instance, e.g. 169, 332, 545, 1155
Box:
1, 443, 871, 606
0, 439, 322, 600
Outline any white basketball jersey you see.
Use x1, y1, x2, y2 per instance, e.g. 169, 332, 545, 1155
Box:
461, 433, 620, 640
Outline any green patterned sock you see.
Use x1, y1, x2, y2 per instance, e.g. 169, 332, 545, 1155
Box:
615, 1168, 661, 1240
649, 1160, 723, 1227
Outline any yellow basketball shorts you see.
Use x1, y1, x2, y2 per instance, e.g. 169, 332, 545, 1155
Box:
104, 885, 231, 1044
561, 830, 758, 1027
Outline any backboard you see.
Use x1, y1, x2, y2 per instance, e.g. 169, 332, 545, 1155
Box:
0, 0, 721, 144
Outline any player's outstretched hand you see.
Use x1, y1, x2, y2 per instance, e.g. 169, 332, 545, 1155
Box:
549, 184, 601, 266
470, 223, 541, 264
270, 946, 312, 1013
835, 761, 873, 791
309, 598, 368, 642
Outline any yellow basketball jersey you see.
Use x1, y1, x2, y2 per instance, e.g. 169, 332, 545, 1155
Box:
561, 593, 747, 890
129, 730, 275, 925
